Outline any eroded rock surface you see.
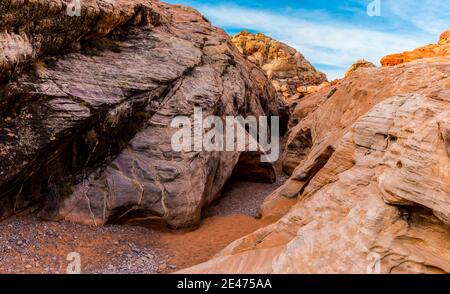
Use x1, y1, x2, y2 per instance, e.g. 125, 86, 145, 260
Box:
0, 0, 280, 228
381, 29, 450, 66
181, 35, 450, 273
283, 59, 449, 175
344, 59, 376, 78
232, 31, 327, 103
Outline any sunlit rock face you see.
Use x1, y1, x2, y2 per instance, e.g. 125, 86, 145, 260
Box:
344, 59, 376, 78
381, 29, 450, 66
232, 31, 327, 103
181, 32, 450, 274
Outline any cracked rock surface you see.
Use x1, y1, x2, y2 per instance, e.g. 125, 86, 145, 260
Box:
0, 0, 280, 228
181, 37, 450, 273
232, 31, 327, 103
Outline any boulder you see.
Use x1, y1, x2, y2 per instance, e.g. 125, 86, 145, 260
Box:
0, 0, 281, 229
344, 59, 376, 78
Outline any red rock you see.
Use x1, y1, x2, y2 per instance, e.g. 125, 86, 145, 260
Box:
181, 35, 450, 274
381, 29, 450, 66
344, 59, 376, 78
232, 31, 327, 102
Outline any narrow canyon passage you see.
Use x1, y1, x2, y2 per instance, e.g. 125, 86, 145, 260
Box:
2, 0, 448, 276
0, 165, 289, 274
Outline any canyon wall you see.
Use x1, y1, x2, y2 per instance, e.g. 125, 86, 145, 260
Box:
0, 0, 281, 229
182, 31, 450, 274
1, 0, 449, 274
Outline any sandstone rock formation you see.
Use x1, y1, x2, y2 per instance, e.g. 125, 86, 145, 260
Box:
232, 31, 327, 102
2, 0, 449, 275
0, 0, 281, 228
381, 29, 450, 66
181, 34, 450, 273
439, 30, 450, 45
344, 59, 376, 78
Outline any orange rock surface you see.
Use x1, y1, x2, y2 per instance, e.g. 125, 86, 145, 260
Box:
232, 31, 327, 102
344, 59, 376, 77
181, 33, 450, 274
381, 29, 450, 66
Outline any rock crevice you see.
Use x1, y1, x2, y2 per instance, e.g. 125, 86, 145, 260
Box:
181, 33, 450, 273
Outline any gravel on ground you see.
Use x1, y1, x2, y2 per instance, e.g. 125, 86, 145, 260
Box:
0, 163, 289, 274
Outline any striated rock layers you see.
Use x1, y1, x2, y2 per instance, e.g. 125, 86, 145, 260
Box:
182, 33, 450, 273
232, 31, 327, 102
0, 0, 281, 228
344, 59, 376, 78
381, 29, 450, 66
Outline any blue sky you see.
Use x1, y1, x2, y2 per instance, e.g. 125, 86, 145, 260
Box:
166, 0, 449, 79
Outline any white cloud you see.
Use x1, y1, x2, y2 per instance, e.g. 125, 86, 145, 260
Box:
384, 0, 449, 35
192, 3, 441, 79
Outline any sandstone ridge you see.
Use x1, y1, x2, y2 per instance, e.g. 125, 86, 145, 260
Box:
181, 31, 450, 274
381, 29, 450, 66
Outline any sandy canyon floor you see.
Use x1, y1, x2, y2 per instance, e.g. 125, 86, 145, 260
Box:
0, 167, 287, 274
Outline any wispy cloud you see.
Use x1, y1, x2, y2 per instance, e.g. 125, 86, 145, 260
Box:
384, 0, 450, 35
170, 1, 448, 79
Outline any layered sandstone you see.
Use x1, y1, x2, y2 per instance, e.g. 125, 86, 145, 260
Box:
182, 34, 450, 273
232, 31, 327, 102
439, 30, 450, 45
0, 0, 281, 228
381, 29, 450, 66
2, 1, 449, 275
344, 59, 376, 78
